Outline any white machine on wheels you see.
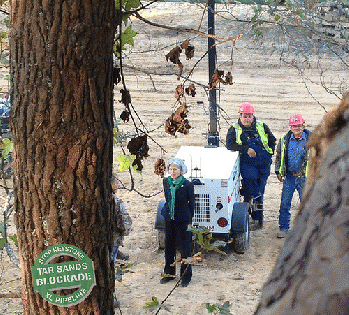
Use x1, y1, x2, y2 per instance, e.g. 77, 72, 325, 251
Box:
154, 145, 250, 254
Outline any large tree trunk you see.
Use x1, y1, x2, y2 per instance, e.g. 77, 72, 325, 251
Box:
255, 94, 349, 314
9, 1, 116, 314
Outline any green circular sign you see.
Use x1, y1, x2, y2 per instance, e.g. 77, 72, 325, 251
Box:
32, 244, 96, 307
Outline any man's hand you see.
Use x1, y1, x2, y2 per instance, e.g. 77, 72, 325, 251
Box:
247, 148, 256, 158
277, 174, 284, 183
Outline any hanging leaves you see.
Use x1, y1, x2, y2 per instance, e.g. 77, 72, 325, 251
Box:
120, 89, 131, 106
225, 71, 233, 85
209, 70, 233, 90
166, 46, 183, 80
154, 158, 166, 178
166, 40, 195, 80
175, 85, 184, 101
120, 89, 132, 122
127, 135, 149, 171
113, 66, 121, 86
117, 154, 136, 171
185, 83, 196, 97
209, 69, 225, 90
114, 25, 137, 57
120, 110, 130, 122
0, 138, 13, 157
181, 39, 195, 60
165, 103, 191, 136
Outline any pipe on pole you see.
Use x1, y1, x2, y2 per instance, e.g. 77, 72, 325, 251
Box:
207, 0, 219, 147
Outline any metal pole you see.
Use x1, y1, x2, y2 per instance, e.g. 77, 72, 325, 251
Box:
207, 0, 219, 147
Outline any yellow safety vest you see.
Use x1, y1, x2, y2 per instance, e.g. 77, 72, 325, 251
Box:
278, 134, 309, 178
233, 121, 273, 154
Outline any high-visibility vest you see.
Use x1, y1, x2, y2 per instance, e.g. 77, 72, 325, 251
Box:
278, 134, 309, 177
233, 121, 273, 154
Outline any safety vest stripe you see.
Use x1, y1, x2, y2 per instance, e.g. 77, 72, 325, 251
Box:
233, 121, 273, 154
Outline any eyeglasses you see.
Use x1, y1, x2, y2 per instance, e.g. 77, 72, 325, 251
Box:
290, 125, 304, 129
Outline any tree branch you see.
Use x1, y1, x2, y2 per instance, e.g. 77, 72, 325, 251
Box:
133, 11, 243, 43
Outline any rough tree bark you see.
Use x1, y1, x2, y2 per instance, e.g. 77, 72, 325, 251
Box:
9, 1, 116, 314
255, 93, 349, 314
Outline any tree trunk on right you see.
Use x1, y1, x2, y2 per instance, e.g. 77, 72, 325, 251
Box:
255, 94, 349, 314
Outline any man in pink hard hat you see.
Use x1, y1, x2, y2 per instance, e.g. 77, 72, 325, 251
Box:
275, 114, 311, 238
226, 103, 276, 229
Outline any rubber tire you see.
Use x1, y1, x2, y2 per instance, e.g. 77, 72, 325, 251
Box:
231, 202, 250, 254
233, 218, 249, 254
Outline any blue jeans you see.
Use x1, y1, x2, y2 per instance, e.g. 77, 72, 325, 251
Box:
112, 246, 119, 264
279, 174, 306, 230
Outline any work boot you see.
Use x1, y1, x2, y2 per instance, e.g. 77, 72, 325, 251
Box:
277, 230, 288, 238
251, 209, 263, 230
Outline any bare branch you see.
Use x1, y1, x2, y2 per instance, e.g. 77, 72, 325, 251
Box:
133, 11, 243, 43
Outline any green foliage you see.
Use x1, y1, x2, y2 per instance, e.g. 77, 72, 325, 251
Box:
113, 122, 127, 146
114, 0, 140, 57
114, 25, 137, 57
115, 0, 140, 11
0, 31, 6, 43
116, 154, 136, 171
8, 234, 18, 246
188, 225, 226, 254
0, 221, 18, 249
0, 138, 13, 157
144, 296, 170, 312
205, 301, 233, 314
0, 221, 4, 235
115, 263, 133, 282
0, 237, 5, 250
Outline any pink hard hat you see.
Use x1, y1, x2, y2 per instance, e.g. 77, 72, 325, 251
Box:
289, 114, 305, 126
238, 103, 255, 114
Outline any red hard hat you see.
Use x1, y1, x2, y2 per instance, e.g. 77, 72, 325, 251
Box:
289, 114, 305, 126
238, 103, 255, 114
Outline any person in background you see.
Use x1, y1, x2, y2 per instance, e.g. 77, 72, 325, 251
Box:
112, 175, 132, 262
226, 103, 276, 229
160, 158, 195, 287
275, 114, 311, 238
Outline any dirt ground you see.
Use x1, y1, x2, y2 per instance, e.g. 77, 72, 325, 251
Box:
0, 2, 344, 314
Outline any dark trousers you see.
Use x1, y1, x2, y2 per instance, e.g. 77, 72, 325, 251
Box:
240, 155, 272, 223
164, 220, 192, 283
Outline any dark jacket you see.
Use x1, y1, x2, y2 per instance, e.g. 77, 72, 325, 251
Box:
226, 118, 276, 155
275, 129, 311, 178
162, 177, 195, 223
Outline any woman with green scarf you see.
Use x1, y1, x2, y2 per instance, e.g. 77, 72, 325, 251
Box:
160, 158, 195, 287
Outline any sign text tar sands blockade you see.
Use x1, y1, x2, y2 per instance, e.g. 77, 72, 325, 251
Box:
32, 244, 96, 307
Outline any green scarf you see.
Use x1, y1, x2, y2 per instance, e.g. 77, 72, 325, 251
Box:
167, 175, 186, 220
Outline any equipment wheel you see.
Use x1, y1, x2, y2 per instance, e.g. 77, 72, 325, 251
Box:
231, 202, 250, 254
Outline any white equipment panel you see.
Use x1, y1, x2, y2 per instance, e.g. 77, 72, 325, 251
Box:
174, 146, 240, 234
